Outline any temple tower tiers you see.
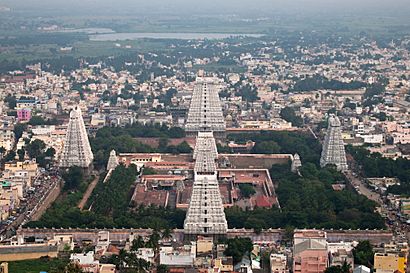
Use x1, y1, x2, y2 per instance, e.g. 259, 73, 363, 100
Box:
185, 77, 226, 135
106, 150, 119, 171
184, 132, 228, 236
60, 107, 94, 169
320, 115, 348, 171
291, 153, 302, 173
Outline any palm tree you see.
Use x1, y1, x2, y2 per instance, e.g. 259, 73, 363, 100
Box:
146, 231, 160, 249
118, 248, 128, 270
64, 262, 83, 273
131, 235, 145, 251
161, 227, 172, 241
157, 264, 169, 273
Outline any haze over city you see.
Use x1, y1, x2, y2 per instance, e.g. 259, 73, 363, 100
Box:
0, 0, 410, 272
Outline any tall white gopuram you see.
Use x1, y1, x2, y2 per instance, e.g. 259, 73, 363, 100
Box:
60, 107, 94, 169
320, 115, 348, 171
185, 77, 225, 136
106, 150, 119, 171
184, 132, 228, 236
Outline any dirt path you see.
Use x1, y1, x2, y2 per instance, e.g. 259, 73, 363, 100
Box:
78, 175, 100, 210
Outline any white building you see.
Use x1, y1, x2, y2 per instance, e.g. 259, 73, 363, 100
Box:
270, 254, 288, 273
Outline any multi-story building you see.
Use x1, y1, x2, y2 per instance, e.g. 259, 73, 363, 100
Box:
374, 252, 407, 273
293, 230, 328, 273
0, 129, 15, 151
270, 253, 288, 273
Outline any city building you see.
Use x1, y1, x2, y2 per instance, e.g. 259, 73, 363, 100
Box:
374, 252, 407, 273
16, 108, 31, 122
270, 253, 288, 273
293, 230, 328, 273
354, 265, 371, 273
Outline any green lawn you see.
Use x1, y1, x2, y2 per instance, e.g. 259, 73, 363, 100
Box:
8, 258, 69, 273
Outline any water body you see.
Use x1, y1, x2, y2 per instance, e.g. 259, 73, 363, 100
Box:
89, 32, 264, 41
59, 28, 115, 34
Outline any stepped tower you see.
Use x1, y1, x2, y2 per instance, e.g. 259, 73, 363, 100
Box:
106, 150, 119, 171
320, 115, 348, 171
60, 107, 94, 169
185, 77, 226, 137
184, 132, 228, 236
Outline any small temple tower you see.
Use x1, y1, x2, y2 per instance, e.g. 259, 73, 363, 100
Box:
60, 107, 94, 170
320, 115, 348, 171
106, 150, 119, 171
291, 153, 302, 173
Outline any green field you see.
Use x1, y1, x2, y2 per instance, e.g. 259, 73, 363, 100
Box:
0, 39, 172, 62
8, 258, 69, 273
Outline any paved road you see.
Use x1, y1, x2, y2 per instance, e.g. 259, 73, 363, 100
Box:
345, 153, 409, 245
344, 170, 382, 205
78, 174, 100, 210
0, 169, 62, 238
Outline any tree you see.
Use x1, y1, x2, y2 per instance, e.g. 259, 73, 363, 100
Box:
236, 84, 259, 102
353, 241, 374, 267
4, 150, 16, 162
239, 184, 256, 198
161, 227, 172, 241
252, 141, 281, 154
64, 262, 83, 273
175, 141, 193, 154
131, 236, 145, 251
45, 147, 56, 158
146, 230, 160, 250
157, 264, 169, 273
224, 237, 253, 264
26, 139, 46, 159
280, 107, 303, 127
62, 166, 84, 190
17, 148, 25, 161
28, 116, 47, 126
4, 95, 16, 109
325, 261, 351, 273
13, 123, 27, 140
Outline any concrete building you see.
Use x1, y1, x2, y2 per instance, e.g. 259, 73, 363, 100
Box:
354, 265, 371, 273
320, 115, 348, 171
374, 252, 406, 273
60, 107, 94, 169
0, 129, 15, 151
70, 251, 99, 273
185, 77, 226, 136
16, 108, 31, 122
160, 243, 196, 267
270, 253, 288, 273
293, 230, 328, 273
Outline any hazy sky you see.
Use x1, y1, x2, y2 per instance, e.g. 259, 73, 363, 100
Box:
2, 0, 410, 15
